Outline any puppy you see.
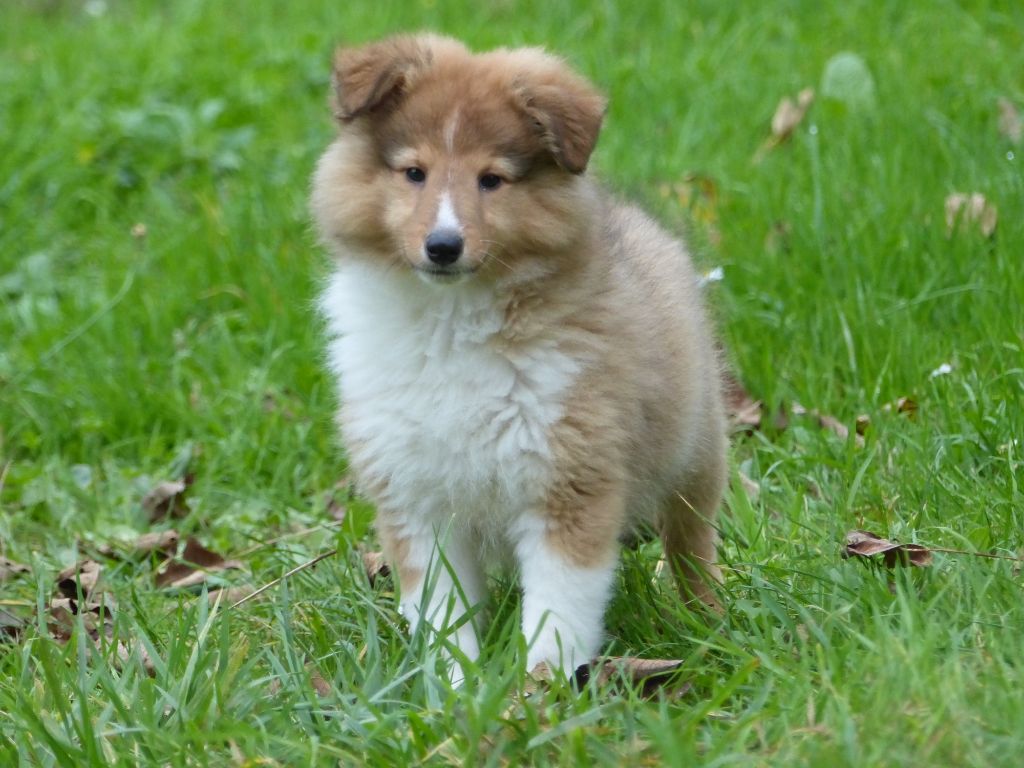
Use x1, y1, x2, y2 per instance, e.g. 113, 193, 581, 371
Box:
312, 34, 727, 679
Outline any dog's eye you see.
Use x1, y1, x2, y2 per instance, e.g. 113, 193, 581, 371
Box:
405, 167, 426, 184
479, 173, 503, 191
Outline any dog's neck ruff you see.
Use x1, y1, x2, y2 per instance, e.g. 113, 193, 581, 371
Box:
319, 261, 580, 536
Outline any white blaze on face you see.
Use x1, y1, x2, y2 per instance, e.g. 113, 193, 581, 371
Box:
434, 192, 462, 233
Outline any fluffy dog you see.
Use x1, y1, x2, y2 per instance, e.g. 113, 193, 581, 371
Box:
312, 34, 726, 678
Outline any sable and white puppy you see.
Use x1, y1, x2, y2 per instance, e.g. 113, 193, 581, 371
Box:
312, 34, 727, 678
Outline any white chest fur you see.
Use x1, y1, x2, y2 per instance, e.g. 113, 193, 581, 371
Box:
319, 264, 579, 534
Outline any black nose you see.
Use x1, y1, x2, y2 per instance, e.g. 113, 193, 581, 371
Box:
424, 230, 464, 266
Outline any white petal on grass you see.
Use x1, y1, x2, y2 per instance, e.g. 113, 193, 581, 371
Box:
697, 266, 724, 287
929, 362, 953, 379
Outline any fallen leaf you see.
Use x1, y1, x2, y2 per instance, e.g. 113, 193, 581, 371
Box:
47, 595, 114, 643
772, 88, 815, 140
362, 551, 391, 586
155, 538, 243, 589
812, 410, 850, 442
130, 222, 148, 239
42, 562, 154, 672
49, 560, 113, 645
143, 476, 193, 522
528, 661, 554, 683
574, 656, 689, 699
0, 556, 29, 582
723, 372, 763, 431
842, 530, 933, 568
738, 470, 760, 502
755, 88, 814, 161
998, 97, 1022, 144
56, 559, 102, 600
323, 476, 354, 522
45, 592, 149, 671
882, 396, 918, 416
96, 530, 181, 559
944, 192, 997, 238
309, 668, 332, 697
791, 403, 864, 446
859, 396, 918, 435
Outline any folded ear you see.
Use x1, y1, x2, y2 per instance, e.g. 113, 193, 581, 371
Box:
331, 35, 435, 122
514, 52, 607, 174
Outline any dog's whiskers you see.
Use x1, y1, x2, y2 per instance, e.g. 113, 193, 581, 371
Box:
481, 241, 513, 272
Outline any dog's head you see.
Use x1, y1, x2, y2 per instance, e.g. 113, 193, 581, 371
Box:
312, 34, 607, 284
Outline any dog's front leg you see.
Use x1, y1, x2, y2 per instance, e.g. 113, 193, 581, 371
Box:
379, 517, 486, 682
512, 492, 623, 676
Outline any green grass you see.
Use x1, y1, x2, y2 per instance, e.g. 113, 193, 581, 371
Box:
2, 0, 1023, 764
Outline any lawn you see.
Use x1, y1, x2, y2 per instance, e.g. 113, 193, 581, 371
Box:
2, 0, 1023, 764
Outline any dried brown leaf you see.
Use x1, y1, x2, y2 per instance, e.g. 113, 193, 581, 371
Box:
362, 551, 391, 586
755, 88, 815, 161
323, 476, 354, 522
327, 500, 347, 523
96, 530, 181, 559
155, 538, 243, 589
772, 88, 815, 140
46, 592, 118, 643
575, 656, 689, 699
791, 403, 864, 446
723, 371, 763, 431
41, 568, 155, 671
858, 396, 918, 435
738, 470, 760, 502
945, 192, 998, 238
56, 559, 102, 600
998, 97, 1022, 144
143, 476, 193, 521
0, 556, 29, 583
309, 668, 332, 697
843, 530, 933, 568
816, 412, 851, 441
883, 396, 918, 416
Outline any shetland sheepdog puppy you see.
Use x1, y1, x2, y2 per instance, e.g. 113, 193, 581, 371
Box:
312, 34, 727, 680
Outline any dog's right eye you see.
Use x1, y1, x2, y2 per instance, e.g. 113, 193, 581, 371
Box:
405, 167, 426, 184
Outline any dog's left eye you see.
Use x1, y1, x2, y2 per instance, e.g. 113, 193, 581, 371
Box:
479, 173, 503, 191
405, 167, 426, 184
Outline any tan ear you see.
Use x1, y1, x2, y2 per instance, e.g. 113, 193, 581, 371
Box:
330, 35, 434, 122
514, 54, 607, 173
